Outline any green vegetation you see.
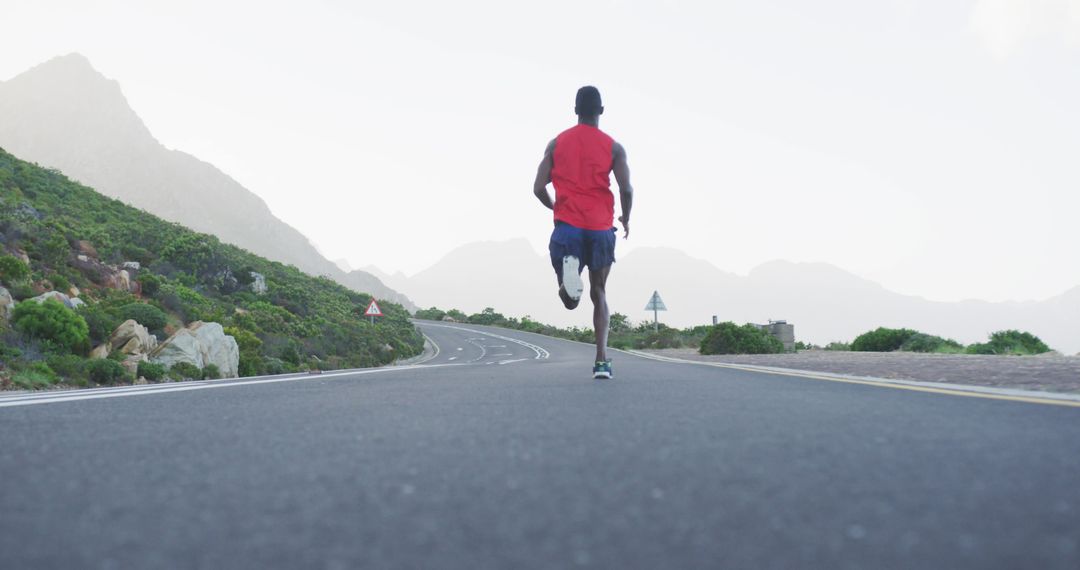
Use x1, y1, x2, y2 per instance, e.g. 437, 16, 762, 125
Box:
136, 361, 166, 382
167, 362, 202, 381
850, 327, 919, 352
11, 300, 90, 354
0, 147, 421, 389
86, 358, 127, 385
699, 322, 784, 355
966, 330, 1051, 355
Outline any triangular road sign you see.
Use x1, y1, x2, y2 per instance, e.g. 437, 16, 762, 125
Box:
364, 299, 383, 317
644, 290, 667, 311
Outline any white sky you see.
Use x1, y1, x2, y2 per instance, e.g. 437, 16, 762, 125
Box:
2, 0, 1079, 303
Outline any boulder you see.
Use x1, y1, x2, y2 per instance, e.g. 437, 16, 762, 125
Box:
121, 354, 146, 377
0, 286, 13, 320
122, 261, 141, 272
14, 249, 30, 264
89, 344, 110, 359
109, 319, 158, 355
250, 272, 268, 295
68, 286, 80, 298
76, 240, 98, 259
150, 321, 239, 378
189, 322, 240, 378
27, 291, 81, 310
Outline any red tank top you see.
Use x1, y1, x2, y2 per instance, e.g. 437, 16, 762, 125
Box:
551, 124, 615, 231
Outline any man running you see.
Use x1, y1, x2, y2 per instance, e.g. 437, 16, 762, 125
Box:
532, 86, 634, 380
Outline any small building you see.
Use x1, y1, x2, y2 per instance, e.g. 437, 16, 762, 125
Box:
754, 320, 796, 352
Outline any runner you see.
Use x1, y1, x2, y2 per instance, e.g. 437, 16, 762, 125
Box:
532, 86, 634, 379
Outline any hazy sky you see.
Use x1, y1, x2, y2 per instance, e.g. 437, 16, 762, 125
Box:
3, 0, 1079, 303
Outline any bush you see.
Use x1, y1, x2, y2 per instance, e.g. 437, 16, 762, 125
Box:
850, 327, 918, 352
202, 363, 221, 379
900, 333, 963, 353
78, 303, 122, 345
12, 362, 58, 390
12, 299, 90, 354
137, 361, 166, 382
0, 254, 30, 284
700, 322, 784, 355
49, 274, 71, 292
966, 330, 1051, 355
87, 358, 127, 385
167, 361, 202, 381
137, 272, 162, 297
414, 307, 446, 320
45, 353, 88, 382
118, 302, 167, 332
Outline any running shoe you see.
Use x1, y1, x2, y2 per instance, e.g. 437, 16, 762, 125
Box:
561, 255, 584, 301
592, 360, 613, 379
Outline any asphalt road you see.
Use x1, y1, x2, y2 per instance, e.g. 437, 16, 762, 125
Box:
1, 320, 1078, 569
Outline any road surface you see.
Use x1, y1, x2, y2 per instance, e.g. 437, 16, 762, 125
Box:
1, 320, 1078, 569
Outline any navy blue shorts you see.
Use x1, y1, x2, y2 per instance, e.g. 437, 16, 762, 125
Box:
549, 221, 617, 278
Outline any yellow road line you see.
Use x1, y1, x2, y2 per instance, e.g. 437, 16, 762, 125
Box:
624, 351, 1080, 409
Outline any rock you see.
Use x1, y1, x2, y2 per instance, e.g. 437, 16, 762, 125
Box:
250, 272, 267, 295
16, 203, 42, 220
109, 319, 158, 355
77, 254, 89, 262
69, 298, 86, 309
14, 249, 30, 264
28, 290, 80, 310
68, 286, 80, 298
150, 321, 239, 378
133, 377, 149, 385
121, 354, 146, 377
122, 261, 141, 271
0, 286, 13, 320
189, 322, 239, 378
76, 240, 98, 258
90, 344, 110, 359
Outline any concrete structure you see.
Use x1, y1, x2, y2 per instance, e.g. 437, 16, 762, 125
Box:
754, 320, 796, 352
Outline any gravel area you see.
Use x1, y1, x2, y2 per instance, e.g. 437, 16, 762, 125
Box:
639, 349, 1080, 395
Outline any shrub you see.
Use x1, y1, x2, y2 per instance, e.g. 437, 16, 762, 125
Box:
700, 322, 784, 355
850, 327, 919, 352
967, 330, 1051, 355
137, 361, 166, 382
900, 333, 963, 353
167, 361, 202, 381
12, 299, 90, 354
78, 303, 123, 345
87, 358, 127, 385
45, 354, 88, 382
0, 254, 30, 284
202, 363, 221, 379
12, 362, 58, 390
49, 274, 71, 292
137, 272, 162, 297
118, 302, 167, 332
414, 307, 446, 320
467, 307, 507, 326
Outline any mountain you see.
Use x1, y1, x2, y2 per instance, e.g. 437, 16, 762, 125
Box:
0, 147, 421, 381
385, 241, 1080, 354
0, 54, 413, 309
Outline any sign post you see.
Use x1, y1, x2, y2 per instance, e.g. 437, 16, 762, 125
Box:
643, 290, 667, 332
364, 299, 383, 325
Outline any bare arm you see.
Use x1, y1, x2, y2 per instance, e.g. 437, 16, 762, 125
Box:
533, 139, 557, 210
612, 141, 633, 238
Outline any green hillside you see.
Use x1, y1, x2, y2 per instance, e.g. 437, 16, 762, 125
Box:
0, 147, 422, 388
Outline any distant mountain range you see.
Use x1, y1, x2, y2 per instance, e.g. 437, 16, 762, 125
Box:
0, 54, 413, 309
375, 239, 1080, 354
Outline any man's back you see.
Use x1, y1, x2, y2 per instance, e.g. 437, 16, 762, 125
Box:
551, 124, 616, 232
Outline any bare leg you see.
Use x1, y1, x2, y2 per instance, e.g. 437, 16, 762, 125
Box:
589, 266, 611, 361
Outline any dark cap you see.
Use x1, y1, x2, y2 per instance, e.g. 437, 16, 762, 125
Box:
575, 86, 603, 116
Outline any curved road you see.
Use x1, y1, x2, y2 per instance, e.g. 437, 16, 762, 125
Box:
1, 320, 1078, 569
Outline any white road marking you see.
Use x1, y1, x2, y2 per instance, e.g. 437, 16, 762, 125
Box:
422, 323, 550, 360
498, 359, 528, 365
0, 364, 460, 409
448, 357, 458, 361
